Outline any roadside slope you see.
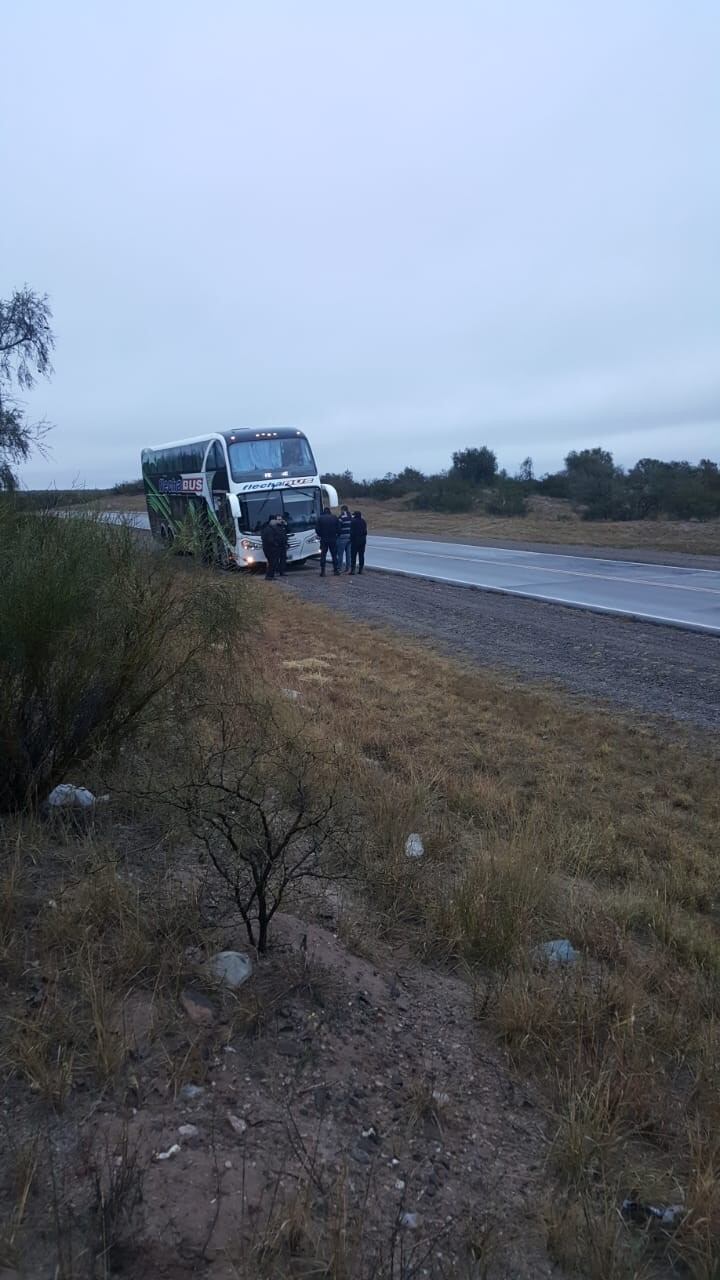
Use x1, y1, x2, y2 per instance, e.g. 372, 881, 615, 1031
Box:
282, 565, 720, 733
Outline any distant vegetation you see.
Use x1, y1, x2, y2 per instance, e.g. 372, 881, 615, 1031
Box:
4, 487, 108, 510
324, 446, 720, 521
4, 478, 145, 511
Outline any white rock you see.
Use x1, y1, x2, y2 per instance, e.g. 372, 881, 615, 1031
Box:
47, 784, 97, 809
180, 1083, 205, 1101
400, 1212, 420, 1230
178, 1124, 199, 1138
227, 1113, 247, 1136
155, 1144, 181, 1161
210, 951, 253, 988
532, 939, 580, 968
432, 1090, 450, 1107
405, 833, 424, 859
281, 688, 301, 701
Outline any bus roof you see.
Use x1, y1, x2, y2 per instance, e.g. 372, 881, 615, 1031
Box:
143, 428, 307, 453
222, 428, 307, 444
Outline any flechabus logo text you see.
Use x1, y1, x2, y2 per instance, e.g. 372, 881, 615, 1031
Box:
158, 476, 204, 494
236, 477, 315, 492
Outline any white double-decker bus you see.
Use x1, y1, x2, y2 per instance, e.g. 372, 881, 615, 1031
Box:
141, 427, 338, 569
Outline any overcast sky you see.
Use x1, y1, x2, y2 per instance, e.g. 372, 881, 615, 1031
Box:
2, 1, 719, 488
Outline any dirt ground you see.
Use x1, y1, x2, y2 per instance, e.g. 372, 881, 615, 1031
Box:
119, 912, 556, 1279
0, 831, 562, 1280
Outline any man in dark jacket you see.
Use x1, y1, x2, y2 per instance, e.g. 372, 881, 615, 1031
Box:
261, 516, 283, 580
350, 510, 367, 575
315, 507, 340, 576
276, 514, 289, 576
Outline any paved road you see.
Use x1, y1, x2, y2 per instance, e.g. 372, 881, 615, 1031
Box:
366, 535, 720, 635
116, 513, 720, 635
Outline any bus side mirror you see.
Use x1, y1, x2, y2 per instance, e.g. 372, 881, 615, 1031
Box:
227, 493, 241, 520
322, 483, 339, 509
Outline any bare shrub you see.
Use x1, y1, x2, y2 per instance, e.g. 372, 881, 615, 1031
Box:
165, 702, 347, 953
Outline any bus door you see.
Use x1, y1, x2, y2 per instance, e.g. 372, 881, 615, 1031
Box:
205, 441, 236, 545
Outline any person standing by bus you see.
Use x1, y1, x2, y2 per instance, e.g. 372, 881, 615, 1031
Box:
315, 506, 340, 575
276, 514, 289, 576
350, 510, 367, 574
261, 516, 283, 580
337, 505, 352, 573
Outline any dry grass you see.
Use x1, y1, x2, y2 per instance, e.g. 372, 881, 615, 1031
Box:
357, 496, 720, 556
229, 1160, 489, 1280
0, 818, 206, 1106
256, 582, 720, 1274
91, 493, 147, 513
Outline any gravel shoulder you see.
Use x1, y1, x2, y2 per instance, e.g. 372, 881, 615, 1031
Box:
282, 565, 720, 734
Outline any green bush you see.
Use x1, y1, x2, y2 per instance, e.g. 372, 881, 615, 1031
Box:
0, 505, 249, 812
411, 479, 475, 513
484, 479, 528, 517
450, 446, 497, 486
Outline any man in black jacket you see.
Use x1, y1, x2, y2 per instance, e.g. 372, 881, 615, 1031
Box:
315, 507, 340, 576
261, 516, 284, 580
276, 514, 289, 576
350, 510, 367, 575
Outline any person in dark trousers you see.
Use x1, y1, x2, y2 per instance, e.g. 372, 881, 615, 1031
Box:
276, 514, 289, 576
261, 516, 283, 580
350, 510, 367, 574
315, 506, 340, 575
337, 504, 352, 573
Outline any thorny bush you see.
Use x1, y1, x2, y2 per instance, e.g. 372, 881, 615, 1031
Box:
0, 504, 250, 812
160, 699, 348, 953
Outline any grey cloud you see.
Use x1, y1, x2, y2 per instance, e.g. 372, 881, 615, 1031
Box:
2, 0, 718, 488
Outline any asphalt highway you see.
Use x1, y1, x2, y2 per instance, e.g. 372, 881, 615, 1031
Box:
365, 535, 720, 635
116, 513, 720, 635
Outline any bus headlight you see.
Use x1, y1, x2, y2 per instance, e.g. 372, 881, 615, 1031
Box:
241, 539, 259, 550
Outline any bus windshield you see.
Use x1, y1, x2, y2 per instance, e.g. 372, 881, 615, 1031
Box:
241, 487, 322, 533
228, 436, 315, 480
